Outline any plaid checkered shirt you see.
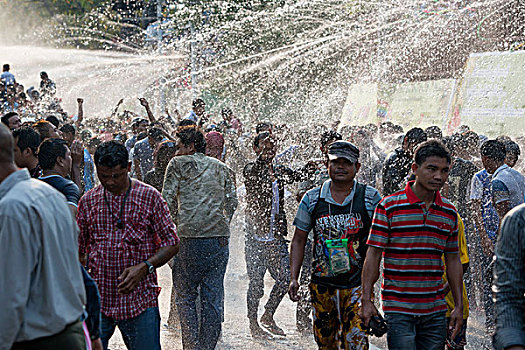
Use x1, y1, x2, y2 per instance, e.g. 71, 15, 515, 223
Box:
77, 180, 179, 320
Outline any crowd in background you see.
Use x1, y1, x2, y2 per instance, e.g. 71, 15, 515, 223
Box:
1, 63, 525, 350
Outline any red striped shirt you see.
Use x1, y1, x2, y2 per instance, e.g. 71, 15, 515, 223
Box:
367, 181, 458, 315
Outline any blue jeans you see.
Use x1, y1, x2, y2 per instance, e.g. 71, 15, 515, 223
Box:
101, 307, 160, 350
172, 237, 229, 350
385, 311, 447, 350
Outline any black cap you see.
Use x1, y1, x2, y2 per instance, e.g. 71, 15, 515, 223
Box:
328, 141, 360, 164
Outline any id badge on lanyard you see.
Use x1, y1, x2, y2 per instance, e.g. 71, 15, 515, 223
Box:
326, 238, 351, 275
324, 188, 355, 275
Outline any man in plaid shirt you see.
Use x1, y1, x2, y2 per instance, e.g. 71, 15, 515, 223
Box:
77, 141, 179, 350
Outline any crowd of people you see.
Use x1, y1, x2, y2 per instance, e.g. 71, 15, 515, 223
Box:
1, 64, 525, 350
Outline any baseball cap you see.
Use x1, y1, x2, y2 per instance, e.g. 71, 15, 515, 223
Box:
327, 140, 360, 164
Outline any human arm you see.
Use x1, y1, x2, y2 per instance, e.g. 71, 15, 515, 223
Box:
493, 207, 525, 350
108, 98, 124, 120
359, 246, 382, 326
118, 245, 178, 294
224, 169, 238, 224
0, 215, 38, 347
139, 98, 156, 123
75, 98, 84, 129
134, 157, 143, 181
118, 191, 179, 295
288, 227, 308, 301
444, 252, 464, 339
162, 159, 179, 221
493, 178, 511, 223
70, 140, 84, 192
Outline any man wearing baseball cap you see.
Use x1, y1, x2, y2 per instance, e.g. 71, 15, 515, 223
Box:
289, 140, 382, 349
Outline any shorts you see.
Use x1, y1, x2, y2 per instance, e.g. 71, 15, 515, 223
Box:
309, 283, 368, 350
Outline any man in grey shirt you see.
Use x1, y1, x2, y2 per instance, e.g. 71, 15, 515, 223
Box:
162, 127, 238, 350
493, 203, 525, 350
0, 124, 86, 349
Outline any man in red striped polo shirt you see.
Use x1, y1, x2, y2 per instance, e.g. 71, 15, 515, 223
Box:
359, 140, 464, 350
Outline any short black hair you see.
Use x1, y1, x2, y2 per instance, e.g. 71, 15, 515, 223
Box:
94, 141, 129, 168
414, 140, 451, 165
178, 119, 197, 128
320, 130, 342, 147
45, 115, 60, 128
148, 127, 164, 142
481, 140, 506, 162
192, 98, 205, 109
1, 112, 18, 126
253, 131, 272, 149
12, 127, 40, 155
425, 126, 442, 140
3, 64, 9, 71
503, 139, 520, 156
60, 123, 76, 136
176, 128, 206, 153
38, 138, 68, 170
256, 122, 272, 134
86, 137, 101, 149
405, 127, 427, 145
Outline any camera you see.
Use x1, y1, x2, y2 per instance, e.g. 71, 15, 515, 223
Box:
366, 314, 388, 337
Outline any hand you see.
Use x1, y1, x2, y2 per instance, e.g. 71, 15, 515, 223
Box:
288, 279, 300, 302
117, 98, 124, 105
118, 262, 148, 295
448, 307, 463, 340
138, 97, 149, 107
92, 338, 103, 350
359, 300, 379, 327
77, 98, 84, 104
70, 140, 83, 166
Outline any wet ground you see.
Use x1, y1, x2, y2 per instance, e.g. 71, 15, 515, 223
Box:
109, 207, 492, 350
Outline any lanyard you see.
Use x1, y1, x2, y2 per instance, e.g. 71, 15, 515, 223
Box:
104, 178, 132, 230
327, 182, 356, 239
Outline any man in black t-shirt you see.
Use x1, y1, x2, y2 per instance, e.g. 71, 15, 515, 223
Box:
37, 138, 80, 216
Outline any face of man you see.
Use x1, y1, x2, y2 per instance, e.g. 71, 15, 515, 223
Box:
13, 136, 25, 168
47, 124, 61, 139
175, 139, 195, 156
412, 156, 450, 192
62, 131, 74, 145
328, 157, 360, 183
56, 146, 73, 176
505, 152, 519, 168
194, 105, 205, 116
97, 163, 131, 195
7, 115, 21, 130
137, 122, 148, 135
256, 135, 276, 161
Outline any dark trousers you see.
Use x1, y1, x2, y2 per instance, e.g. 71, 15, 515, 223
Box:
245, 236, 290, 320
173, 237, 229, 350
385, 311, 447, 350
11, 320, 85, 350
297, 238, 313, 325
480, 253, 495, 331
